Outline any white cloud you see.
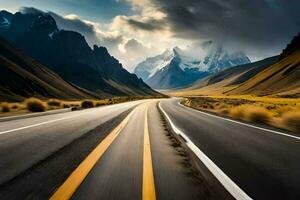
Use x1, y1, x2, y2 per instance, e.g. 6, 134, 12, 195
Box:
48, 1, 190, 70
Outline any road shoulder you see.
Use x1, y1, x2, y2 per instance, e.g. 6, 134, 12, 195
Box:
149, 101, 233, 200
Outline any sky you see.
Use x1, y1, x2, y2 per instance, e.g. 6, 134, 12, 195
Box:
1, 0, 300, 71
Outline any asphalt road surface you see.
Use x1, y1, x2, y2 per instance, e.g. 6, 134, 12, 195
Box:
160, 98, 300, 200
0, 98, 299, 200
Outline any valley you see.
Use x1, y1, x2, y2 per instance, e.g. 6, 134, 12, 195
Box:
0, 2, 300, 200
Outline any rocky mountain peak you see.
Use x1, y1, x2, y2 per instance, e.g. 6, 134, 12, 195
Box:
0, 10, 13, 28
30, 13, 58, 34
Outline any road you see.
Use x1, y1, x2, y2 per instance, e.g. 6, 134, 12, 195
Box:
0, 98, 299, 200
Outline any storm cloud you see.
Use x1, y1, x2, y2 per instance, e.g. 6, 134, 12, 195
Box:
15, 1, 300, 66
126, 18, 165, 31
128, 0, 300, 58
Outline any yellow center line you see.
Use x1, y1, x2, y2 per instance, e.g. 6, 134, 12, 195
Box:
50, 110, 134, 200
143, 104, 156, 200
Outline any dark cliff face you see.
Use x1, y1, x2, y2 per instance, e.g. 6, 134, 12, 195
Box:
0, 10, 13, 31
280, 32, 300, 59
0, 37, 93, 101
0, 10, 159, 97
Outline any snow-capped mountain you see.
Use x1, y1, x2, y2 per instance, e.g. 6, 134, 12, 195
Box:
134, 41, 251, 89
134, 49, 174, 81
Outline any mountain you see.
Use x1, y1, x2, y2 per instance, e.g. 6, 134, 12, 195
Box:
172, 33, 300, 97
0, 10, 13, 35
134, 41, 251, 89
0, 10, 159, 98
0, 37, 93, 101
0, 10, 12, 27
134, 49, 174, 81
227, 33, 300, 96
173, 56, 279, 95
145, 49, 210, 89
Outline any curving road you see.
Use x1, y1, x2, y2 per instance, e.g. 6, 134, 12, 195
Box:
0, 98, 299, 200
160, 98, 300, 200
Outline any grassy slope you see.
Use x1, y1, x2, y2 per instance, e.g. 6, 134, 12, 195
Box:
170, 56, 278, 96
228, 51, 300, 96
171, 52, 299, 97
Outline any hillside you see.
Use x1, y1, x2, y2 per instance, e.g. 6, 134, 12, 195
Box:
0, 10, 159, 99
173, 56, 279, 96
227, 33, 300, 96
228, 51, 300, 96
0, 37, 93, 101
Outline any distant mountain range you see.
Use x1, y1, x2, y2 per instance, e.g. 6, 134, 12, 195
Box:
0, 10, 159, 101
173, 33, 300, 97
134, 41, 251, 89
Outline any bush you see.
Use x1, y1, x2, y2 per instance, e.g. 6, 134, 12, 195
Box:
245, 106, 272, 124
282, 111, 300, 132
81, 100, 94, 108
11, 104, 19, 109
63, 104, 70, 108
219, 108, 229, 115
47, 99, 61, 107
25, 98, 47, 112
1, 103, 10, 112
95, 102, 103, 107
229, 106, 245, 119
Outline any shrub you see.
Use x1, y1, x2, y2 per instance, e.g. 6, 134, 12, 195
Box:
71, 107, 80, 111
63, 104, 70, 108
229, 106, 245, 119
81, 100, 94, 108
25, 98, 47, 112
11, 104, 19, 109
219, 108, 229, 115
282, 111, 300, 132
47, 99, 61, 107
245, 106, 272, 124
95, 102, 103, 107
1, 103, 10, 112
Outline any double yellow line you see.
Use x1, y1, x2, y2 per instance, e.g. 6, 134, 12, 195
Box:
50, 103, 156, 200
143, 106, 156, 200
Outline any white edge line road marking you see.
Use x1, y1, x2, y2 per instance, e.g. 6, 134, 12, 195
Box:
0, 100, 149, 135
177, 101, 300, 140
0, 115, 83, 135
159, 102, 252, 200
0, 105, 128, 135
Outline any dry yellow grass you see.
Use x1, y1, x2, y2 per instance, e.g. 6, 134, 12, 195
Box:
24, 98, 47, 112
184, 96, 300, 133
230, 105, 273, 123
218, 108, 229, 115
208, 95, 300, 105
1, 102, 10, 112
0, 96, 151, 117
281, 111, 300, 132
229, 106, 246, 119
81, 100, 94, 108
244, 106, 273, 124
47, 99, 62, 107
